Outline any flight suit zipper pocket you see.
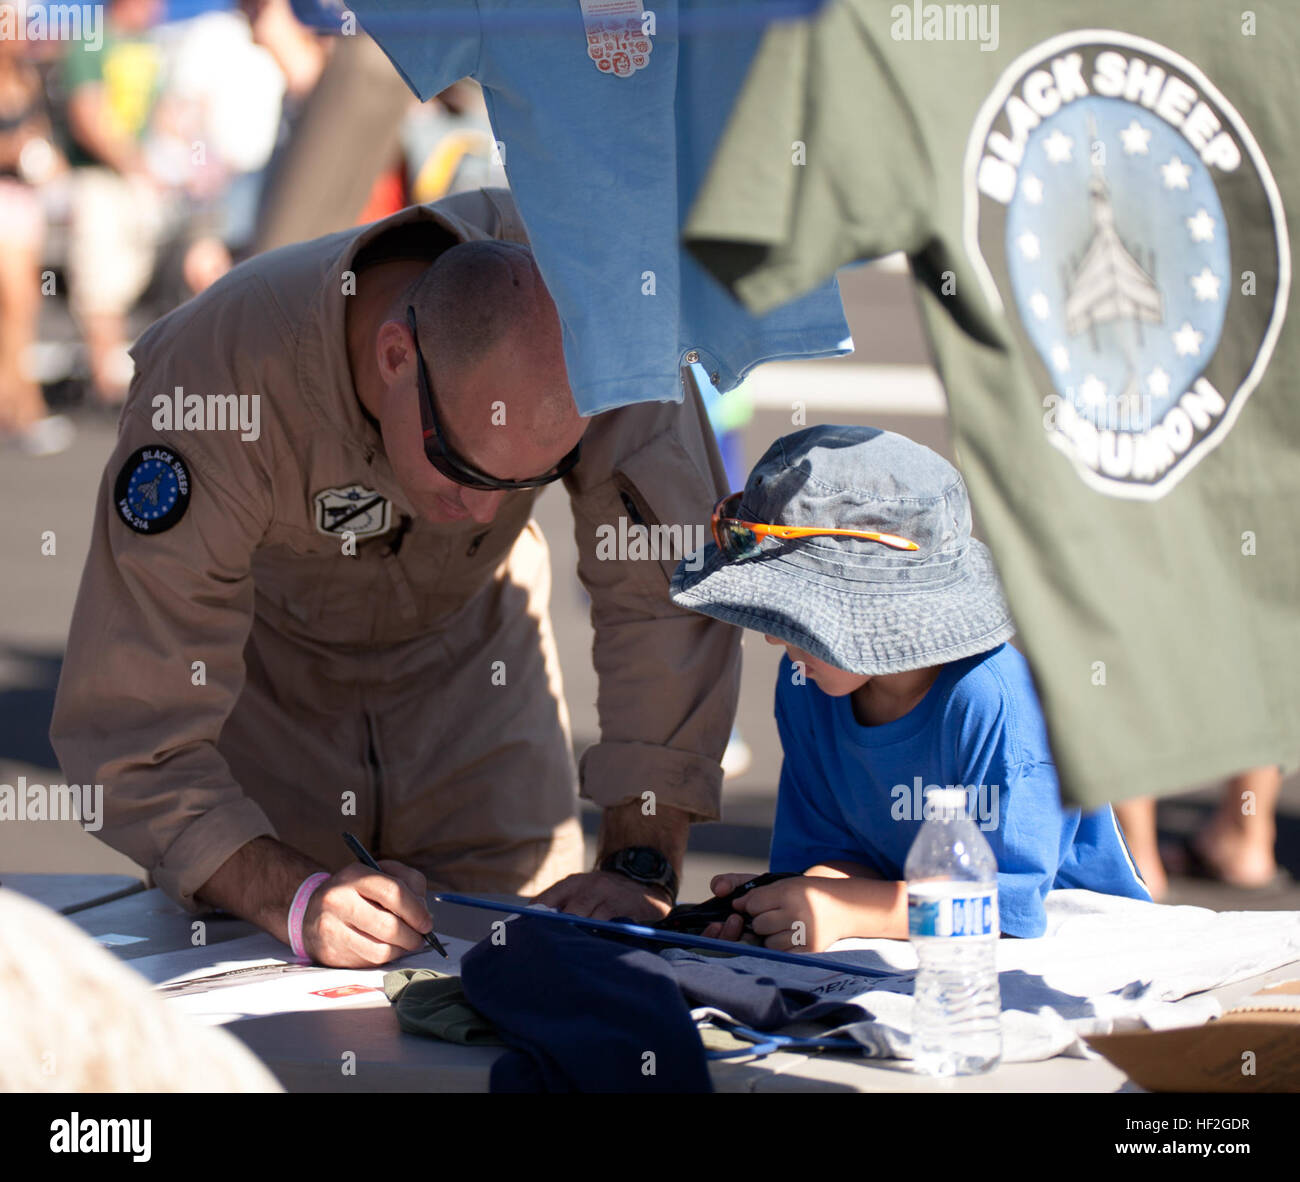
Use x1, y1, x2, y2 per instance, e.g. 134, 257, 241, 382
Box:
619, 488, 649, 527
613, 476, 688, 584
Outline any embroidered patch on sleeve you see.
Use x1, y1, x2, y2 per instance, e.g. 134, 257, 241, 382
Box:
114, 445, 192, 534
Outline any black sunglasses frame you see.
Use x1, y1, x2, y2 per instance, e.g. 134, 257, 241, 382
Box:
407, 305, 581, 491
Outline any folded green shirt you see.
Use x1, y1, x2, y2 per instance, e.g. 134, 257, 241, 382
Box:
383, 969, 505, 1047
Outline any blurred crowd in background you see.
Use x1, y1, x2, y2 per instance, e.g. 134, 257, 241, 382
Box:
0, 2, 1286, 895
0, 0, 505, 455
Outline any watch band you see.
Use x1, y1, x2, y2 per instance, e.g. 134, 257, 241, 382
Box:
640, 878, 677, 905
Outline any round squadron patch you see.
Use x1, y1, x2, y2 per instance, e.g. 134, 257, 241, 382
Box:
114, 445, 192, 534
964, 31, 1289, 500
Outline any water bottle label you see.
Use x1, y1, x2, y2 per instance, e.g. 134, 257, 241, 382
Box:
908, 888, 997, 938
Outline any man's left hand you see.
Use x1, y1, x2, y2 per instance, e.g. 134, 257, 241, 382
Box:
532, 870, 672, 923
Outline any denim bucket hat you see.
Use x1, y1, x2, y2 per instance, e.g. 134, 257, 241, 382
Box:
670, 425, 1015, 675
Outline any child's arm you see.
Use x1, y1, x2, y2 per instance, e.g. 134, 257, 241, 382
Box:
705, 866, 908, 950
804, 860, 883, 880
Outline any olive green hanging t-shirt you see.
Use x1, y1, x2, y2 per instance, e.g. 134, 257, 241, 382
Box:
684, 1, 1297, 807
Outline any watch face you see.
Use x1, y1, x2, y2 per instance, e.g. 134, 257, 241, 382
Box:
625, 848, 665, 878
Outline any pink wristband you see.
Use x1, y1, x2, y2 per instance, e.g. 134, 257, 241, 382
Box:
288, 872, 330, 960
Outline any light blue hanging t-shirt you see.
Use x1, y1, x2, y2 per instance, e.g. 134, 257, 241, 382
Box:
348, 0, 852, 415
770, 645, 1151, 938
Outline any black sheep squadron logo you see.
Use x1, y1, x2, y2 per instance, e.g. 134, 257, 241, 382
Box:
964, 31, 1289, 499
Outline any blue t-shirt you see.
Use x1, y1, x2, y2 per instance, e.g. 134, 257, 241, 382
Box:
349, 0, 851, 415
771, 644, 1150, 938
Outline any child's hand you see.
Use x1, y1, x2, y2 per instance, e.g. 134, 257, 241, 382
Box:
709, 875, 907, 951
708, 872, 755, 897
701, 873, 763, 943
734, 876, 860, 951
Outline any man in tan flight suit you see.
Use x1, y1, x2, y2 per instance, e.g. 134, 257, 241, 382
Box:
50, 187, 740, 967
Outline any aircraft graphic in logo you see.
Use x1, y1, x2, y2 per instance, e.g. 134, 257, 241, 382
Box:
966, 32, 1289, 499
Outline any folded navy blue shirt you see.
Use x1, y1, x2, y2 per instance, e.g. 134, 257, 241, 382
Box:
460, 915, 712, 1093
661, 949, 868, 1030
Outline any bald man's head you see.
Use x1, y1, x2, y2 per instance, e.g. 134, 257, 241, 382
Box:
406, 241, 530, 370
373, 239, 588, 525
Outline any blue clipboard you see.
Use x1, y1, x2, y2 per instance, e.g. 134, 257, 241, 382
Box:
433, 893, 891, 981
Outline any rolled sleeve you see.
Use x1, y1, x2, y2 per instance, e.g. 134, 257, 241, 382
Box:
565, 388, 742, 823
155, 796, 277, 914
579, 741, 724, 822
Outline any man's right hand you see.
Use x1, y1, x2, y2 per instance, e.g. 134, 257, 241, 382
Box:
197, 837, 434, 968
301, 860, 434, 968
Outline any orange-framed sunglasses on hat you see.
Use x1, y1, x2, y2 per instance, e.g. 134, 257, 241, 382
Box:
711, 492, 919, 561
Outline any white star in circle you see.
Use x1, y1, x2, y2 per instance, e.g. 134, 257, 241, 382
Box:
1017, 232, 1041, 260
1146, 367, 1171, 397
1173, 322, 1204, 357
1043, 129, 1074, 164
1050, 344, 1070, 373
1190, 267, 1221, 301
1079, 374, 1108, 406
1120, 120, 1151, 155
1187, 209, 1216, 242
1161, 156, 1192, 190
1022, 174, 1044, 204
1029, 291, 1051, 320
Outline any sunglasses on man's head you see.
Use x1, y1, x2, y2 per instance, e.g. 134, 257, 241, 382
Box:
711, 492, 919, 561
407, 306, 581, 491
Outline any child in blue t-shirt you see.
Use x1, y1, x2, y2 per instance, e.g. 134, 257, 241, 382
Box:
669, 425, 1150, 949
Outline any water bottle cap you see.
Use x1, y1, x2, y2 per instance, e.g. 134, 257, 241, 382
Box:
924, 786, 969, 817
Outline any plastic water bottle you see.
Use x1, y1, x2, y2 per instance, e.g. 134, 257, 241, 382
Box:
904, 786, 1002, 1075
